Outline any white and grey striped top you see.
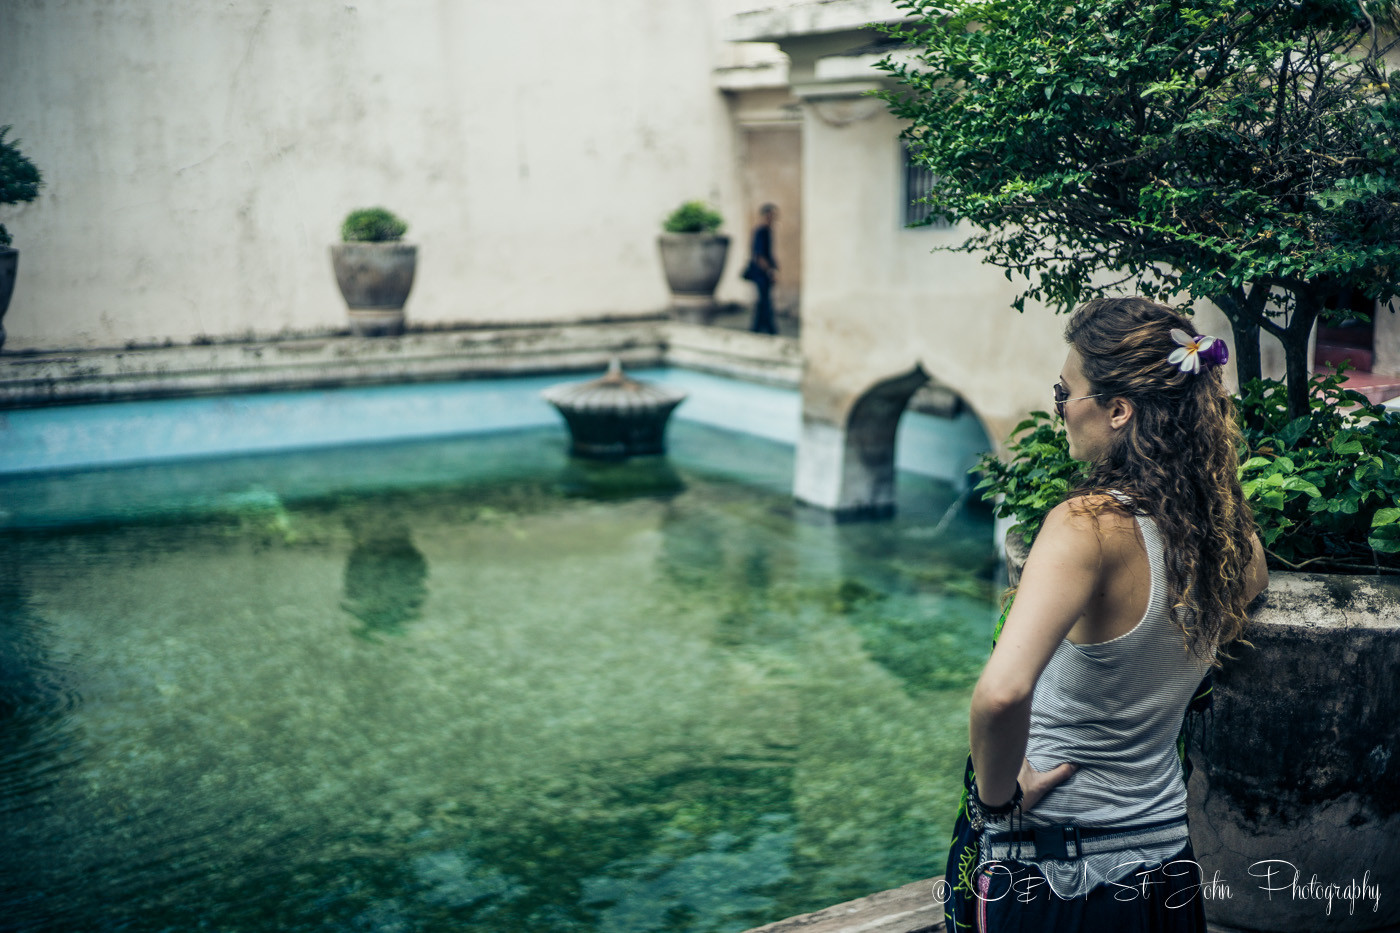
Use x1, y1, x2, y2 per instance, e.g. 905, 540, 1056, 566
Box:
980, 503, 1212, 897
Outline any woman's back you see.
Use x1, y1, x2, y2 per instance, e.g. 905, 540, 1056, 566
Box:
1013, 503, 1212, 894
955, 298, 1266, 932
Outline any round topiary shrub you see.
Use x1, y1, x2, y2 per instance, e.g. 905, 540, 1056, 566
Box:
0, 125, 44, 248
341, 207, 408, 243
662, 200, 722, 234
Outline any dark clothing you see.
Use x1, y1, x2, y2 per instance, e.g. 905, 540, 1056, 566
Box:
974, 842, 1209, 933
750, 225, 774, 272
751, 276, 776, 335
748, 222, 777, 335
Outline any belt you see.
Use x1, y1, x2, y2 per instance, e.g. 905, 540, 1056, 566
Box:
983, 815, 1189, 862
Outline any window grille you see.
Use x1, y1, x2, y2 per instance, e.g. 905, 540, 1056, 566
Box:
903, 142, 952, 229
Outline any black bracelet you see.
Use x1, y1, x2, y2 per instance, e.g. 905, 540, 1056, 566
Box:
968, 778, 1023, 831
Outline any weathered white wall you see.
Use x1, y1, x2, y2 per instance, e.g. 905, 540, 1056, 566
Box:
798, 103, 1070, 448
0, 1, 759, 350
0, 0, 1288, 437
780, 47, 1270, 454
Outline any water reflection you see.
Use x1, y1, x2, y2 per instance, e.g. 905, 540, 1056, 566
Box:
0, 426, 994, 933
0, 542, 88, 932
342, 518, 429, 637
556, 455, 685, 501
0, 543, 82, 790
656, 502, 726, 590
0, 546, 40, 722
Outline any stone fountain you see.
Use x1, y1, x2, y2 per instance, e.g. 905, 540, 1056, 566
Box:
541, 359, 687, 459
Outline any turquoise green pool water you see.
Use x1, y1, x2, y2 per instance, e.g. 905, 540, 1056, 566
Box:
0, 421, 996, 932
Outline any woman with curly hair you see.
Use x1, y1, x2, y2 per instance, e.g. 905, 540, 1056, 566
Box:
956, 297, 1268, 932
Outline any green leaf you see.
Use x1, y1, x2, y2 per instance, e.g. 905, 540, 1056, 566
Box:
1277, 418, 1311, 448
1280, 477, 1320, 497
1332, 435, 1365, 456
1373, 507, 1400, 526
1370, 524, 1400, 553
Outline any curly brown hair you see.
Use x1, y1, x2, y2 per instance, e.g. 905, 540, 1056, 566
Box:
1063, 297, 1258, 660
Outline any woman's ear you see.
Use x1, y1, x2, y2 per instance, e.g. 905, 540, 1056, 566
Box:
1108, 397, 1135, 430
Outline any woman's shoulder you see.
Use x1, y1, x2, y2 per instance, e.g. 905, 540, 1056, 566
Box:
1034, 496, 1140, 562
1050, 493, 1140, 530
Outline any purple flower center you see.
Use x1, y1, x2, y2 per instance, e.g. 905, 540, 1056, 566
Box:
1198, 337, 1229, 369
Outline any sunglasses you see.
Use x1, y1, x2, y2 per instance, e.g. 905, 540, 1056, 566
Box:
1053, 382, 1103, 419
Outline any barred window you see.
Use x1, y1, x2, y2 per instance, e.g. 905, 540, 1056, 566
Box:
903, 142, 952, 229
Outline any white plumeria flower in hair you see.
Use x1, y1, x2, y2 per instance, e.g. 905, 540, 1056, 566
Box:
1168, 328, 1219, 375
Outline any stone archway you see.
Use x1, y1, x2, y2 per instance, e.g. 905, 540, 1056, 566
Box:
793, 365, 930, 518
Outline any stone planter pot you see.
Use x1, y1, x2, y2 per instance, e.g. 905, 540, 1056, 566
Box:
0, 247, 17, 351
330, 241, 417, 337
1187, 572, 1400, 933
1002, 532, 1399, 931
657, 232, 729, 324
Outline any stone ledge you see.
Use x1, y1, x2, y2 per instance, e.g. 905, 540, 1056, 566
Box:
742, 876, 1247, 933
726, 0, 907, 43
0, 319, 800, 408
665, 320, 802, 388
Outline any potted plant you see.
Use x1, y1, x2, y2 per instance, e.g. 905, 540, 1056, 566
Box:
330, 207, 416, 337
656, 200, 729, 324
0, 126, 44, 352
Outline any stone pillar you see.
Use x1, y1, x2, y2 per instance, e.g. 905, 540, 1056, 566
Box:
793, 366, 927, 518
1188, 573, 1400, 933
1373, 299, 1400, 376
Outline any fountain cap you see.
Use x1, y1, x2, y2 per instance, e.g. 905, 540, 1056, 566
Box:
541, 358, 687, 413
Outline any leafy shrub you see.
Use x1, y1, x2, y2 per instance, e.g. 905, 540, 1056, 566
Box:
662, 200, 722, 234
972, 412, 1077, 547
0, 125, 44, 248
975, 374, 1400, 573
341, 207, 408, 243
1236, 370, 1400, 570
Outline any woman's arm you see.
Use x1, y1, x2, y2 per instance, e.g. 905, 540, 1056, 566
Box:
970, 500, 1105, 806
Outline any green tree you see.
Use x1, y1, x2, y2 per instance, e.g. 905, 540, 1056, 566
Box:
878, 0, 1400, 419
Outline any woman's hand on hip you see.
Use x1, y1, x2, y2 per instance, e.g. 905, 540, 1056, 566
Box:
1018, 758, 1078, 812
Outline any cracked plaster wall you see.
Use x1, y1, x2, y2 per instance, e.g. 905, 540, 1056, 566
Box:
0, 0, 752, 350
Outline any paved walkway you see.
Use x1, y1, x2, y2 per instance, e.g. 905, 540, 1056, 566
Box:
1316, 364, 1400, 405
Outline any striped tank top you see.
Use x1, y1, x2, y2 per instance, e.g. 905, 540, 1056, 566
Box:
981, 501, 1212, 897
